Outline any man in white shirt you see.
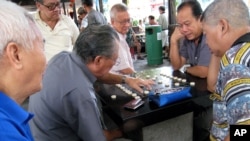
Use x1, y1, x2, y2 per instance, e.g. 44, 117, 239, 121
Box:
34, 0, 79, 61
158, 6, 169, 59
109, 3, 135, 75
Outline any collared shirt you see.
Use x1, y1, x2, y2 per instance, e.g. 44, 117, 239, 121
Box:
0, 92, 34, 141
110, 32, 134, 74
179, 34, 211, 67
211, 33, 250, 141
29, 51, 105, 141
33, 11, 79, 61
87, 9, 107, 26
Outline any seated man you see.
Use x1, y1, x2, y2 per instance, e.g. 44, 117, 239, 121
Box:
109, 3, 135, 75
29, 25, 153, 141
169, 1, 211, 78
126, 27, 144, 60
0, 1, 46, 140
148, 15, 158, 25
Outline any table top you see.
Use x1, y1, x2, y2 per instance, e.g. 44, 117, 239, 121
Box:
95, 67, 212, 126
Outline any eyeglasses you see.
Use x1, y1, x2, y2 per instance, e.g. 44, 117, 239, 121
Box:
115, 19, 131, 25
40, 2, 61, 11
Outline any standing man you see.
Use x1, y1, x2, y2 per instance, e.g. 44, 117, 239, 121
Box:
34, 0, 79, 61
158, 6, 169, 59
109, 3, 135, 75
82, 0, 107, 26
169, 1, 211, 78
0, 1, 46, 140
202, 0, 250, 140
29, 25, 153, 141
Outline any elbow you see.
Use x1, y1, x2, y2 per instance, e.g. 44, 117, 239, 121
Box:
207, 85, 215, 93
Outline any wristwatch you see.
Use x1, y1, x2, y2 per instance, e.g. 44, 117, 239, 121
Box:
121, 76, 127, 84
184, 67, 188, 73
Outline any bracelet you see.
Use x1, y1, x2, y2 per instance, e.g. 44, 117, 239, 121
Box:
121, 76, 127, 84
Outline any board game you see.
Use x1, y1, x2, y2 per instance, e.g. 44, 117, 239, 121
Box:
111, 67, 195, 108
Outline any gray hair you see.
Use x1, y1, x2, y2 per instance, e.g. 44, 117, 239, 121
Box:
201, 0, 250, 28
0, 1, 42, 55
73, 25, 119, 63
110, 3, 128, 19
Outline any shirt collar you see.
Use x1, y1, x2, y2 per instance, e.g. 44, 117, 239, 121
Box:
69, 51, 97, 84
0, 92, 33, 124
232, 32, 250, 46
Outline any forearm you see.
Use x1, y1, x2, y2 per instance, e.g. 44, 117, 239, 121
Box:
97, 73, 154, 93
169, 41, 184, 70
119, 68, 135, 75
207, 54, 221, 92
186, 66, 208, 78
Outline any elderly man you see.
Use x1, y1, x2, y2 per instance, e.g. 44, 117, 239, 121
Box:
34, 0, 79, 61
201, 0, 250, 140
109, 3, 135, 75
0, 1, 46, 140
169, 1, 211, 78
29, 25, 153, 141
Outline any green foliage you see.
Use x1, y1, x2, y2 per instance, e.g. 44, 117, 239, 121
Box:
132, 20, 138, 26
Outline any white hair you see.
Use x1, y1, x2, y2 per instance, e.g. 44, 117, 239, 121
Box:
0, 1, 42, 55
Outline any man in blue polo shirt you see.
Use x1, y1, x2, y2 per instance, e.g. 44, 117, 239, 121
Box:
169, 1, 212, 141
0, 1, 46, 140
169, 1, 211, 78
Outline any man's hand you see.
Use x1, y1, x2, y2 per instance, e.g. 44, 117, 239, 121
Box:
171, 27, 184, 43
125, 77, 154, 93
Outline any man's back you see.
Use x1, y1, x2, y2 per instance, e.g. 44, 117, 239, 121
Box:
87, 9, 107, 26
29, 52, 105, 141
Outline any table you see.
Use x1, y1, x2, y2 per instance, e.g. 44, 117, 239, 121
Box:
95, 67, 212, 140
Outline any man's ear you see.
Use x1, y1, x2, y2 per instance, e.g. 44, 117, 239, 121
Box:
93, 56, 103, 65
5, 43, 23, 70
219, 19, 229, 35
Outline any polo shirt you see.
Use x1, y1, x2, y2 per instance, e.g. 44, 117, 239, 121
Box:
179, 34, 211, 67
87, 9, 107, 26
29, 51, 105, 141
0, 92, 34, 141
33, 11, 79, 61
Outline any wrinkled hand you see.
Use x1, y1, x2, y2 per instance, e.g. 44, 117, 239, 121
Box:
126, 77, 154, 93
171, 27, 184, 43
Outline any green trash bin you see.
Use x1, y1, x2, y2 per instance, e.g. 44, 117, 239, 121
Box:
145, 25, 163, 65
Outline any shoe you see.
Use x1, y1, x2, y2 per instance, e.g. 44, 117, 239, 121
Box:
137, 56, 144, 60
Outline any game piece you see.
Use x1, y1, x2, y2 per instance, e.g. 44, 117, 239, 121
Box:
174, 82, 180, 86
111, 95, 116, 100
135, 96, 140, 99
144, 90, 149, 95
190, 82, 195, 86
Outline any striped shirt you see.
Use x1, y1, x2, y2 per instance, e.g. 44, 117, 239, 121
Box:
210, 33, 250, 141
